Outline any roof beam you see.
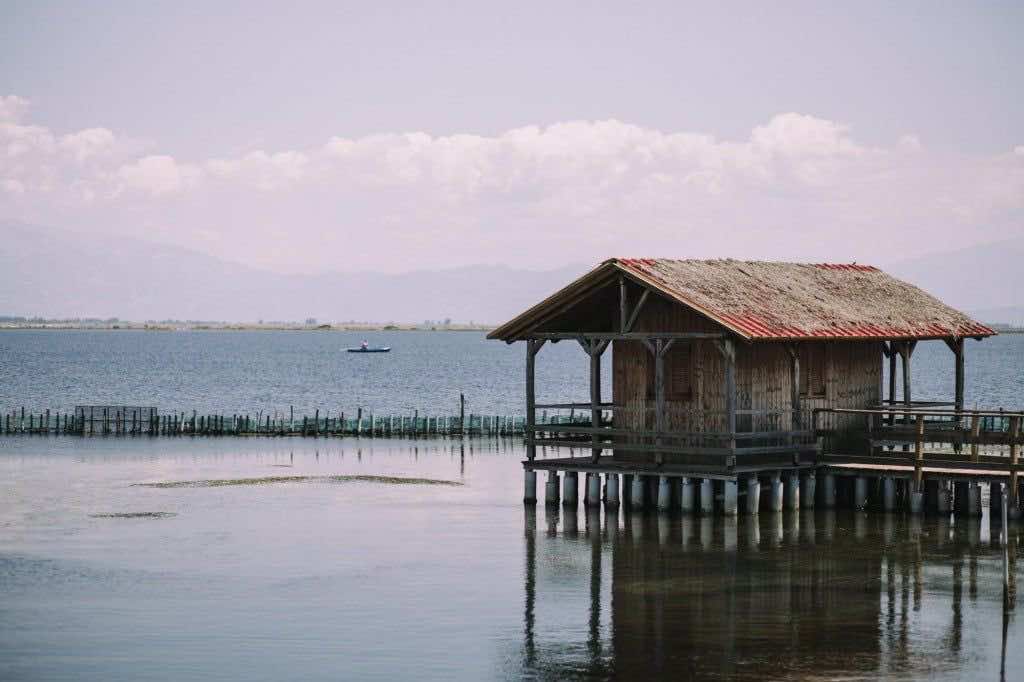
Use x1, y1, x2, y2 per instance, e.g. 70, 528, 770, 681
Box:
529, 332, 723, 341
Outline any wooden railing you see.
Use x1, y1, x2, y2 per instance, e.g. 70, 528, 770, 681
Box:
527, 405, 818, 466
813, 406, 1023, 493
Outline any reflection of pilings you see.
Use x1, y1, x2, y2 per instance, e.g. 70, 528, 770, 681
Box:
724, 516, 738, 552
588, 505, 602, 662
523, 505, 536, 664
800, 510, 816, 544
681, 516, 695, 548
746, 515, 760, 550
563, 507, 579, 537
545, 504, 560, 537
821, 510, 836, 543
700, 516, 714, 551
951, 539, 963, 655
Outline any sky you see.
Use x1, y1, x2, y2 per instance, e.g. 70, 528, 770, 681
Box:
1, 0, 1022, 274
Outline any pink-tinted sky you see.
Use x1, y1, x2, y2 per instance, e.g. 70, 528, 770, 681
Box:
1, 1, 1022, 273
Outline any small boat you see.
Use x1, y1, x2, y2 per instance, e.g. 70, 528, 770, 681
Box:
347, 340, 391, 353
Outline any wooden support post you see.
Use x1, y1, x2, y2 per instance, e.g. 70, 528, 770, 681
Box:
969, 414, 981, 462
718, 338, 737, 462
887, 342, 897, 426
787, 343, 800, 462
619, 276, 627, 333
590, 342, 602, 463
654, 339, 665, 465
901, 341, 914, 406
953, 338, 964, 414
525, 340, 544, 461
1009, 416, 1021, 512
913, 414, 925, 490
900, 341, 915, 452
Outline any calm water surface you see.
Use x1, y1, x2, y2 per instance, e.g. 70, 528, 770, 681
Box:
1, 437, 1021, 681
2, 332, 1023, 680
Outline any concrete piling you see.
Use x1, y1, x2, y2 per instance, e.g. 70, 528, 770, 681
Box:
954, 482, 970, 516
909, 483, 924, 514
657, 475, 672, 511
800, 472, 816, 510
631, 474, 645, 510
563, 472, 578, 507
545, 471, 560, 506
967, 483, 982, 516
784, 473, 800, 511
604, 474, 620, 508
936, 479, 951, 515
853, 476, 869, 510
681, 477, 696, 513
586, 473, 601, 507
991, 482, 1003, 519
769, 473, 784, 512
700, 478, 714, 515
882, 477, 896, 512
723, 480, 738, 516
821, 473, 836, 508
746, 476, 760, 515
524, 470, 537, 504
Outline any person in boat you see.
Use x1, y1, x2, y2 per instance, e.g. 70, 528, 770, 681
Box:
361, 340, 368, 350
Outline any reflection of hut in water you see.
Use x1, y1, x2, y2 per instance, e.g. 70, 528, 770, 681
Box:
608, 514, 888, 678
518, 509, 1020, 680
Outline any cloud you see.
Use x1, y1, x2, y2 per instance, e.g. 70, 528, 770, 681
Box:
60, 128, 116, 162
1, 93, 1022, 273
116, 155, 200, 196
0, 95, 30, 124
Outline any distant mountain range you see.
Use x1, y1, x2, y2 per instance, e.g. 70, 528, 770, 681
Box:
1, 221, 1020, 325
0, 221, 588, 324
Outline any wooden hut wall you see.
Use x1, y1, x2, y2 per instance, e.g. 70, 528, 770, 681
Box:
612, 292, 883, 458
802, 341, 882, 439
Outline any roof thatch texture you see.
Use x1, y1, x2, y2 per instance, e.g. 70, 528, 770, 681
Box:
489, 258, 995, 341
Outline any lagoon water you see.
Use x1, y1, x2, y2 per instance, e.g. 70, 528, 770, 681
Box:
2, 331, 1023, 680
2, 330, 1023, 416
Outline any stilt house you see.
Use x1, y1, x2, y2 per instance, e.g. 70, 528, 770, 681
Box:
489, 258, 995, 475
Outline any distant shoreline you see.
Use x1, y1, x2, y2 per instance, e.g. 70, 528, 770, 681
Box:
0, 322, 496, 332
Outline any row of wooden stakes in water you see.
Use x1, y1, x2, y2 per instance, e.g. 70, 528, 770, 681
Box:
0, 407, 589, 438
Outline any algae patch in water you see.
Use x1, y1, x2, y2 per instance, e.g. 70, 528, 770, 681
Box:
90, 512, 178, 519
133, 474, 463, 489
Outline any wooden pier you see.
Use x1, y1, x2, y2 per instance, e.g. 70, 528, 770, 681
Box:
488, 257, 1022, 520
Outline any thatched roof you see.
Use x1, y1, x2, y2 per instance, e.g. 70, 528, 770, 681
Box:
488, 258, 995, 342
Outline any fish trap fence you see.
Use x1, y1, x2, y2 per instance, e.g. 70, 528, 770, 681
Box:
1, 406, 547, 439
